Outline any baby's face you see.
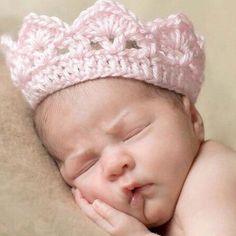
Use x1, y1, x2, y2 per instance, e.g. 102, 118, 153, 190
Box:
36, 79, 203, 227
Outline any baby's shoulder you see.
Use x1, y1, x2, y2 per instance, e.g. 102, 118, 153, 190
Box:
183, 139, 236, 197
174, 140, 236, 235
199, 139, 236, 158
195, 139, 236, 176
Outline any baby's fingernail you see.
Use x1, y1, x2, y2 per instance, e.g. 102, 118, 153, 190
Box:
71, 187, 76, 194
93, 199, 101, 207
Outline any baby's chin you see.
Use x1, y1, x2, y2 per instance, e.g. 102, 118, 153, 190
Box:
130, 199, 174, 228
110, 198, 171, 228
137, 211, 168, 228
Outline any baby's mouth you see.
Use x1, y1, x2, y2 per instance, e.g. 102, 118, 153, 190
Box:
129, 187, 143, 206
124, 183, 154, 206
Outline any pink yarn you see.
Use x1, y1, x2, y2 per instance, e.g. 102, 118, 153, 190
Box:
0, 0, 205, 110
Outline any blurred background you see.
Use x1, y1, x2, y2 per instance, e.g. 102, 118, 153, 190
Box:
0, 0, 236, 148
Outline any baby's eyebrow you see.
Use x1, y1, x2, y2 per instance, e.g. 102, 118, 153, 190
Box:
105, 109, 131, 135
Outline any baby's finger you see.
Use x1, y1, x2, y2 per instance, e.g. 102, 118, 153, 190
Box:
93, 200, 152, 236
81, 198, 112, 230
71, 187, 83, 201
92, 199, 125, 226
72, 189, 113, 233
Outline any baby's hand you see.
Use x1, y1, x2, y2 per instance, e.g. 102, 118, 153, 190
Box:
72, 188, 157, 236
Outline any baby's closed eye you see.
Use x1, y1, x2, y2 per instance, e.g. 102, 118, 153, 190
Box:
64, 155, 98, 178
123, 122, 152, 142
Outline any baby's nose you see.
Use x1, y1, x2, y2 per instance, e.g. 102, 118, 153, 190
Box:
101, 144, 135, 181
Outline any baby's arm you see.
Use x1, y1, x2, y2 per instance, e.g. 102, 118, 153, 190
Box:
179, 142, 236, 236
72, 188, 158, 236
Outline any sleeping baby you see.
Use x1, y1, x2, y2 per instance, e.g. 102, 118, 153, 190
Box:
1, 1, 236, 235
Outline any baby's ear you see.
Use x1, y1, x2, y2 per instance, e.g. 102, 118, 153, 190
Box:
182, 96, 204, 141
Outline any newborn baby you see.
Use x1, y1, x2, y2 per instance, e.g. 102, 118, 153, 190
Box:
34, 78, 236, 236
1, 0, 236, 235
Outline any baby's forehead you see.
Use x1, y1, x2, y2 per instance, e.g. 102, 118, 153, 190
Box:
34, 78, 183, 160
36, 77, 182, 138
35, 78, 153, 124
44, 78, 159, 111
35, 78, 159, 157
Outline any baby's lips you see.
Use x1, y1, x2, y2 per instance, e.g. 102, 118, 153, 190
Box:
122, 183, 155, 204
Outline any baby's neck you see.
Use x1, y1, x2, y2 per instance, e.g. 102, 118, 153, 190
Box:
151, 141, 207, 236
148, 211, 183, 236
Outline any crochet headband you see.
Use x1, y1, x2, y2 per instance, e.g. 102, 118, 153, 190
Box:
0, 0, 205, 110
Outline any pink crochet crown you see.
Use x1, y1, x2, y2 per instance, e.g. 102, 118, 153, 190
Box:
0, 0, 205, 110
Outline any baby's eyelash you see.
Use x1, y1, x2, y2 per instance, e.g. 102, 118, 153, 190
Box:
123, 123, 150, 141
123, 127, 143, 141
79, 159, 98, 175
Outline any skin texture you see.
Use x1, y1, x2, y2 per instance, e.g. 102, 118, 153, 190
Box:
34, 78, 205, 234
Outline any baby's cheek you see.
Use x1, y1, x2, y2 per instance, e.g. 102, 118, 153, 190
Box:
74, 173, 103, 204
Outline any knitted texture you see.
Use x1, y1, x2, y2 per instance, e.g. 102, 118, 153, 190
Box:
0, 0, 205, 110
